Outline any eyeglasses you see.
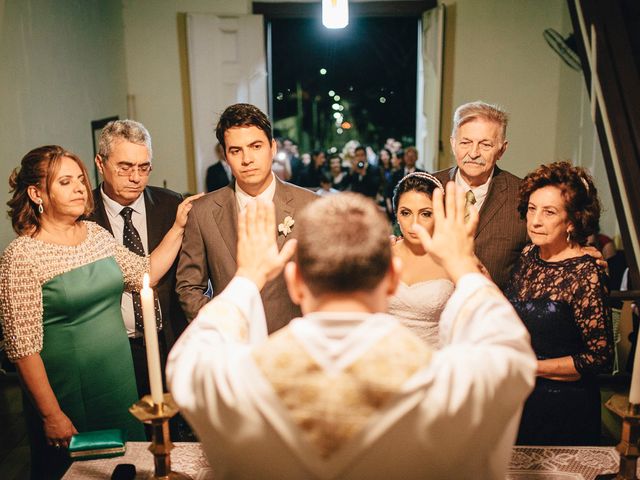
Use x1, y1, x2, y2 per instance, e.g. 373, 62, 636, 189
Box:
109, 162, 153, 177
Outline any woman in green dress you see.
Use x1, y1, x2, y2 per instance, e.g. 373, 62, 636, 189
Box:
0, 145, 198, 479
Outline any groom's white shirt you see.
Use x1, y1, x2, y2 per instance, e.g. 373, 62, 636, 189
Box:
167, 273, 536, 480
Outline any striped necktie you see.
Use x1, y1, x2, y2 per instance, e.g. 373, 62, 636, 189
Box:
120, 207, 162, 334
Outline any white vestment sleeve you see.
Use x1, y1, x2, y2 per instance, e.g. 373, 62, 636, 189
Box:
439, 272, 533, 350
412, 273, 537, 477
166, 275, 268, 415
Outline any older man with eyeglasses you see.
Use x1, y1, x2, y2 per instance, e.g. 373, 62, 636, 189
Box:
90, 120, 190, 429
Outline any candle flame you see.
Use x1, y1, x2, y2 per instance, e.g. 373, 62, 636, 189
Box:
143, 273, 150, 289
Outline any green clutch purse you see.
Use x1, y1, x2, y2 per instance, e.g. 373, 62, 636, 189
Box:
68, 429, 127, 460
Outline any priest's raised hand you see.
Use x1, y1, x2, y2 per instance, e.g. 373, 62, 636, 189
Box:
413, 181, 481, 283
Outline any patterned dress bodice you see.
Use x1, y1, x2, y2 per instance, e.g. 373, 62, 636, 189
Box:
505, 245, 612, 375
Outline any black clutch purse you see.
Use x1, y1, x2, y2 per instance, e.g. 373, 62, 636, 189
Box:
68, 429, 127, 460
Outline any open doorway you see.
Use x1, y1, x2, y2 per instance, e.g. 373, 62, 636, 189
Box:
270, 17, 418, 154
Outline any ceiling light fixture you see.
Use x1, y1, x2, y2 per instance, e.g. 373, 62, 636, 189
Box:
322, 0, 349, 29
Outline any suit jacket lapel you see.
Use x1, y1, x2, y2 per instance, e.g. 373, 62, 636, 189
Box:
213, 185, 239, 263
144, 188, 165, 252
91, 185, 114, 235
476, 167, 507, 237
273, 178, 295, 249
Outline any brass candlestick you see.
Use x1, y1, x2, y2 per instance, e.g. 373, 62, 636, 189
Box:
596, 394, 640, 480
129, 393, 191, 480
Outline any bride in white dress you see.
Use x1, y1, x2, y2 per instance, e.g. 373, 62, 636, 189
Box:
389, 172, 454, 347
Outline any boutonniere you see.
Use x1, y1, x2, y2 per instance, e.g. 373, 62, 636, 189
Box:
278, 216, 295, 237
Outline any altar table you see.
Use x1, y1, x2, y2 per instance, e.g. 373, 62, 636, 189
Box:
62, 442, 628, 479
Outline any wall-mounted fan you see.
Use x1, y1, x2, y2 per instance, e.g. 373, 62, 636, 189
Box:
543, 29, 582, 71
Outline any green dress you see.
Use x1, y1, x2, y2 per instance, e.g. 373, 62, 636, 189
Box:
40, 256, 144, 439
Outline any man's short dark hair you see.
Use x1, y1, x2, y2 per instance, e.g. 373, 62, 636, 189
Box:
354, 146, 366, 155
320, 172, 333, 184
215, 103, 273, 150
295, 193, 392, 296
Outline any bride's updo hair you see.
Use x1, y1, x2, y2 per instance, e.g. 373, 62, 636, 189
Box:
295, 193, 391, 296
392, 172, 444, 214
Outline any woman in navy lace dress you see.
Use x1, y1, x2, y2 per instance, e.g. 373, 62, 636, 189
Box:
506, 162, 613, 445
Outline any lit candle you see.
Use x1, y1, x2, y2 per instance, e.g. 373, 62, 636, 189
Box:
630, 338, 640, 404
141, 273, 163, 406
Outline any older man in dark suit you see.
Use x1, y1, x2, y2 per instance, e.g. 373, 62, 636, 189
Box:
90, 120, 188, 398
434, 101, 528, 291
176, 104, 317, 332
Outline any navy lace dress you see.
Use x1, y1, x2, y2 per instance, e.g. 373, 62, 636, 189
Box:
506, 245, 613, 445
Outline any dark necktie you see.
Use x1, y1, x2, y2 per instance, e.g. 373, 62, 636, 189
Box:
120, 207, 162, 334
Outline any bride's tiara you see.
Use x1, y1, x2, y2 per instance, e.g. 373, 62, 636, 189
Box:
399, 172, 445, 193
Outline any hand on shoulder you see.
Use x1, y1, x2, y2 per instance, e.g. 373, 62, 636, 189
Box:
173, 192, 206, 230
579, 245, 608, 271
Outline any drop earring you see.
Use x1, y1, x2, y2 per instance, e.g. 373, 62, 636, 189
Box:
37, 199, 44, 214
566, 230, 571, 244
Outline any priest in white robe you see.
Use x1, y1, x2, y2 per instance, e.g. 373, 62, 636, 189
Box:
167, 186, 536, 480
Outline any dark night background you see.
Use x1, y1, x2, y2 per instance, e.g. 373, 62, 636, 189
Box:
271, 16, 418, 152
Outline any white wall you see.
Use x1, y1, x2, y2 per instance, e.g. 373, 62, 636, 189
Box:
121, 0, 251, 194
0, 0, 128, 250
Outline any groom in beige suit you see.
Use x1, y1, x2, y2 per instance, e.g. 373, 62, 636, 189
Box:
176, 103, 317, 332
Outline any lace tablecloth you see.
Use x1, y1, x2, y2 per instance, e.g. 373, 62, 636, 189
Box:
507, 446, 621, 479
62, 443, 625, 479
62, 442, 213, 480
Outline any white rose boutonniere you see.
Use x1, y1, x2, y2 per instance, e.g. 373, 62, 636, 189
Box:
278, 216, 295, 237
